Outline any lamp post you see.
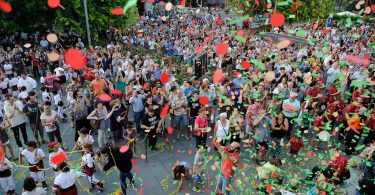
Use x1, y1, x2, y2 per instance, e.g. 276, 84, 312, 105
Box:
83, 0, 92, 48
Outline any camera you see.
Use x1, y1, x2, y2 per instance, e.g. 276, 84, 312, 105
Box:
96, 150, 101, 157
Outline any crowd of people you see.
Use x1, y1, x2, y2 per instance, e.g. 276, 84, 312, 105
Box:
0, 5, 374, 195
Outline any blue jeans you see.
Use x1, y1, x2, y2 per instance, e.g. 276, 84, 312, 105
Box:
174, 114, 188, 130
217, 174, 232, 195
134, 110, 145, 133
119, 171, 134, 195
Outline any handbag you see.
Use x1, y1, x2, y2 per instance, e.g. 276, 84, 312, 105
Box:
90, 110, 101, 130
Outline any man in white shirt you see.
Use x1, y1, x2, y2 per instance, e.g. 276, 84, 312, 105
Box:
326, 63, 341, 85
3, 59, 13, 78
17, 72, 37, 92
3, 95, 28, 151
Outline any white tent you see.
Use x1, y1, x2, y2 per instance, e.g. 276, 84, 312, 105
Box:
336, 11, 359, 17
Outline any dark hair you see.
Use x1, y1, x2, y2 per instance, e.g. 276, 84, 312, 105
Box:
28, 91, 36, 97
21, 86, 27, 91
126, 121, 134, 128
79, 127, 89, 134
99, 145, 111, 155
173, 165, 185, 180
82, 143, 93, 151
25, 141, 37, 148
40, 86, 46, 91
23, 177, 37, 191
57, 162, 70, 172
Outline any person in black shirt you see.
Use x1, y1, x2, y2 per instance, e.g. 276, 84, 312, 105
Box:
106, 99, 126, 146
96, 146, 135, 195
188, 92, 201, 130
21, 52, 33, 77
23, 91, 47, 146
141, 109, 162, 150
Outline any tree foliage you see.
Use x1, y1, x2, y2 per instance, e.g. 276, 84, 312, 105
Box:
55, 0, 138, 44
0, 0, 55, 35
228, 0, 334, 22
0, 0, 139, 44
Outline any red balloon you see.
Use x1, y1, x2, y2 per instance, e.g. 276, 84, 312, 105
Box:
48, 0, 60, 9
213, 69, 223, 84
160, 105, 169, 117
199, 96, 210, 105
241, 61, 252, 69
51, 152, 67, 165
167, 126, 173, 134
120, 145, 129, 153
0, 1, 12, 13
371, 4, 375, 12
160, 72, 169, 83
216, 42, 229, 55
110, 90, 122, 95
270, 13, 285, 27
98, 94, 112, 102
65, 48, 87, 70
112, 7, 124, 15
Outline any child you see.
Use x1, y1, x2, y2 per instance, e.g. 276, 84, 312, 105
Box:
40, 86, 51, 104
19, 141, 48, 190
0, 157, 15, 195
18, 86, 28, 105
81, 143, 103, 192
76, 128, 94, 151
0, 114, 16, 160
123, 122, 136, 154
52, 162, 80, 195
172, 160, 193, 192
192, 146, 207, 192
48, 141, 66, 176
52, 90, 66, 122
9, 72, 19, 97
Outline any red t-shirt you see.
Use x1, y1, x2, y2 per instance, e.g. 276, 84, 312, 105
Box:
330, 156, 349, 174
345, 103, 360, 120
222, 151, 240, 179
313, 117, 324, 134
289, 137, 304, 151
306, 87, 320, 98
194, 115, 208, 136
84, 68, 95, 82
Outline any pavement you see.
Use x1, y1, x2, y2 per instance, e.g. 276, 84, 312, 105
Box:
1, 109, 362, 195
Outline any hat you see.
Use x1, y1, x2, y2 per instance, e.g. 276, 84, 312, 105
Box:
230, 142, 240, 149
48, 141, 58, 148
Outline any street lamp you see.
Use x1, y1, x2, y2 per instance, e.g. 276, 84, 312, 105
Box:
83, 0, 92, 48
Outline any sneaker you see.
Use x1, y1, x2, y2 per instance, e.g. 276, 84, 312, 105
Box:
42, 140, 48, 144
19, 147, 23, 152
42, 182, 48, 190
184, 133, 190, 141
192, 187, 201, 192
177, 133, 181, 140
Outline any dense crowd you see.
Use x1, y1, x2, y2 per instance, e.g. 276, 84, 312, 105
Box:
0, 6, 374, 195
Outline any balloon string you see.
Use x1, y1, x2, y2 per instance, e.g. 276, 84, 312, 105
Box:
59, 4, 65, 10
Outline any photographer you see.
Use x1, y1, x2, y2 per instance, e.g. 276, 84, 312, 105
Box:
106, 99, 126, 146
72, 91, 91, 141
95, 145, 135, 195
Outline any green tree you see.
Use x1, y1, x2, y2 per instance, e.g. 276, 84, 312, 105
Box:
0, 0, 55, 35
54, 0, 138, 45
